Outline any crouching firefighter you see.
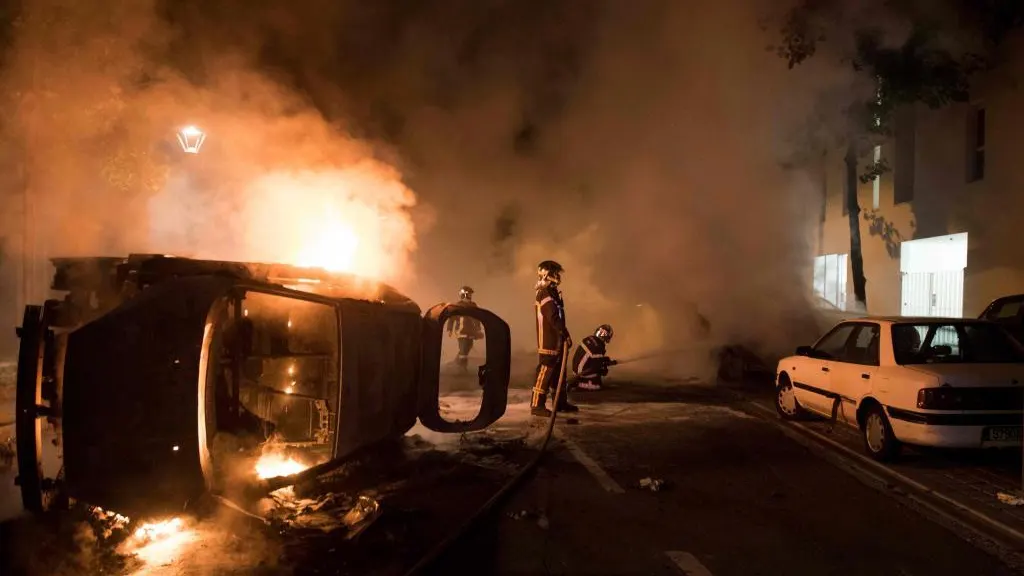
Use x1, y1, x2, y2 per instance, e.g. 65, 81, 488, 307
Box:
446, 286, 484, 373
532, 260, 579, 416
572, 324, 617, 391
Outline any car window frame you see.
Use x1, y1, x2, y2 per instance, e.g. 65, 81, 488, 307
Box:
983, 296, 1024, 322
843, 322, 881, 367
812, 323, 858, 361
231, 286, 344, 450
892, 320, 1024, 365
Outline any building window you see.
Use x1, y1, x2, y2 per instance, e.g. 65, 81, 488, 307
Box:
871, 145, 881, 210
813, 253, 849, 310
968, 107, 985, 183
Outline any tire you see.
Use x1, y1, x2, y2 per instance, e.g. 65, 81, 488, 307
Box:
775, 374, 805, 420
861, 404, 901, 462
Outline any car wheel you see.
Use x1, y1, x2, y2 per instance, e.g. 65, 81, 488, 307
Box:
775, 375, 804, 420
862, 404, 901, 461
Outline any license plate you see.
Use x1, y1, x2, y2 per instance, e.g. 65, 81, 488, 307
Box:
985, 427, 1023, 442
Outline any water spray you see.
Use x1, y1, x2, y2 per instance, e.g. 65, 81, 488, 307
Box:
612, 346, 707, 366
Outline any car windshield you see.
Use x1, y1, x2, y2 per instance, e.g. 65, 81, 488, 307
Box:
891, 322, 1024, 365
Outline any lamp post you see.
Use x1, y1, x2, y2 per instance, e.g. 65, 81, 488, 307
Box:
176, 126, 206, 155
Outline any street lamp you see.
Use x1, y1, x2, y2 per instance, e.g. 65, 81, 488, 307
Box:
176, 126, 206, 154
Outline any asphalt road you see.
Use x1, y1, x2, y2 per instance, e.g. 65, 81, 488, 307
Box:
1, 375, 1021, 575
426, 379, 1022, 576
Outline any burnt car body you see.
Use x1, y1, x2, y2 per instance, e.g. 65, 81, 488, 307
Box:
717, 297, 861, 382
16, 255, 510, 517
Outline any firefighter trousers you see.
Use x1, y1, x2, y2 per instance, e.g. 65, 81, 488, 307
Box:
532, 353, 565, 408
456, 337, 474, 367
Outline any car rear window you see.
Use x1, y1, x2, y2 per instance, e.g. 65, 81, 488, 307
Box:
891, 322, 1024, 364
985, 298, 1024, 321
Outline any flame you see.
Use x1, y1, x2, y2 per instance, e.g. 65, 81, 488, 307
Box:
255, 452, 309, 479
235, 168, 416, 282
133, 517, 185, 542
122, 516, 197, 570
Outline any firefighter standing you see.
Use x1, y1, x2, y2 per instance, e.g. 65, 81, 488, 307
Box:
447, 286, 484, 372
531, 260, 578, 416
572, 324, 617, 391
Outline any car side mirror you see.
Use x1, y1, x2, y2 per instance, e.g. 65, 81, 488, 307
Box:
796, 345, 814, 357
418, 303, 511, 433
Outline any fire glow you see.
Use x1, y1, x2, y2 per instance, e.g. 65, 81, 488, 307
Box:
255, 452, 310, 479
128, 517, 197, 569
236, 168, 417, 282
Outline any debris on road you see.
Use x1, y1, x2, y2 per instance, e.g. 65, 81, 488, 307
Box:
996, 492, 1024, 506
508, 509, 531, 520
638, 477, 666, 492
343, 495, 382, 539
506, 509, 550, 529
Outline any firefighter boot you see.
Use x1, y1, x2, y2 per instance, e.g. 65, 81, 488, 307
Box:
531, 398, 552, 417
530, 388, 552, 417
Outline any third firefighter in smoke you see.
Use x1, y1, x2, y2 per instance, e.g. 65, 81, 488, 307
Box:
572, 324, 617, 391
531, 260, 579, 417
446, 286, 484, 372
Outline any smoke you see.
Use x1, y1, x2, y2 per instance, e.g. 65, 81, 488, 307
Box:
0, 0, 422, 352
0, 0, 868, 374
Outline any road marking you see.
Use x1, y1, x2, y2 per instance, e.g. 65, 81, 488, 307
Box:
561, 436, 625, 494
744, 399, 1024, 547
665, 551, 714, 576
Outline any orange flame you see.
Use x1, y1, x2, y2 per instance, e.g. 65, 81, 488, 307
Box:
254, 452, 309, 479
237, 168, 416, 282
122, 516, 197, 569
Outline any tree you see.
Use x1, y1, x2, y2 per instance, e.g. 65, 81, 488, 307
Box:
774, 0, 1020, 310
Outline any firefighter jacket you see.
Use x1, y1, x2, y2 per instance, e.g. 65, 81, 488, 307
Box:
447, 300, 484, 339
535, 284, 569, 356
572, 335, 609, 376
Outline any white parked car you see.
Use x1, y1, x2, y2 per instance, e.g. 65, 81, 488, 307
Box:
774, 317, 1024, 461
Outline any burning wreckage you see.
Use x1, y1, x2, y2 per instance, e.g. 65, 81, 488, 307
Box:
15, 254, 511, 518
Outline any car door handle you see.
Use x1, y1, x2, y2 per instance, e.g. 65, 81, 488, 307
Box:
861, 373, 870, 380
821, 367, 830, 373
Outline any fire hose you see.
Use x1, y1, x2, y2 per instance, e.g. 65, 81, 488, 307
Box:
401, 339, 573, 576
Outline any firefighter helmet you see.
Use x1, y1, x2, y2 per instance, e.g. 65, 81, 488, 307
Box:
595, 324, 613, 342
459, 286, 474, 301
537, 260, 564, 286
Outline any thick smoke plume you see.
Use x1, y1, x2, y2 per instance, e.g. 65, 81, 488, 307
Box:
0, 0, 860, 375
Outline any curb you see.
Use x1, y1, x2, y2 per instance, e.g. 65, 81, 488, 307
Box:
740, 397, 1024, 557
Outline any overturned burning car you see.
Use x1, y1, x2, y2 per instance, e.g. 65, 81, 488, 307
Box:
15, 255, 511, 517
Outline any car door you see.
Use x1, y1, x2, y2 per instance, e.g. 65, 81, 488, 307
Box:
418, 302, 512, 433
793, 323, 857, 416
827, 323, 881, 426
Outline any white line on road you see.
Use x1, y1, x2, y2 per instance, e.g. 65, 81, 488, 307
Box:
665, 551, 714, 576
560, 436, 625, 494
744, 400, 1024, 546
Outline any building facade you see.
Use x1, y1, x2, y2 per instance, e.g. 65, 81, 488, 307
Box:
815, 38, 1024, 319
